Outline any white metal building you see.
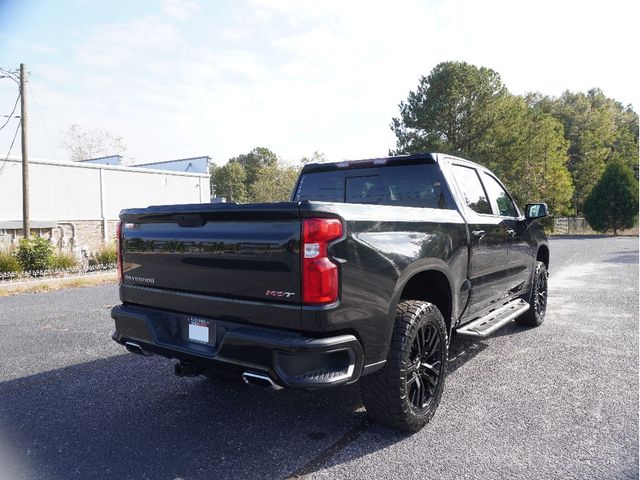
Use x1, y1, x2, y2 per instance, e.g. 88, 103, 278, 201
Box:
0, 156, 211, 253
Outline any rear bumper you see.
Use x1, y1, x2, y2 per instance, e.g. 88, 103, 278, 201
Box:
111, 304, 364, 389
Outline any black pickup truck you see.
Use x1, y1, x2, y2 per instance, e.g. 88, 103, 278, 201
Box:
111, 153, 549, 432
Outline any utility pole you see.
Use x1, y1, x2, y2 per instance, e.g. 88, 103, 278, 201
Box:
19, 63, 29, 239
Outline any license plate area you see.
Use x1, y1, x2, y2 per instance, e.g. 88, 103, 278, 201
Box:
188, 317, 214, 345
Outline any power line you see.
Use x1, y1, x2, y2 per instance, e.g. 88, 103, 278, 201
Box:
30, 71, 111, 108
27, 82, 56, 157
0, 69, 19, 84
0, 120, 21, 176
0, 93, 20, 132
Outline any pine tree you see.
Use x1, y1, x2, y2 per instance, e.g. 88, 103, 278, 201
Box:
584, 160, 639, 235
390, 61, 506, 156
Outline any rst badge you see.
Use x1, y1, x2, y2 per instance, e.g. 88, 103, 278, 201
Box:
265, 290, 296, 298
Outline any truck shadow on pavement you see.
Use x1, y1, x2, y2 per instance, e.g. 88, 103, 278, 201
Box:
607, 250, 639, 265
0, 337, 491, 480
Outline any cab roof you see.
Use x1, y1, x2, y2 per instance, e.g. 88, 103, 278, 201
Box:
301, 152, 482, 174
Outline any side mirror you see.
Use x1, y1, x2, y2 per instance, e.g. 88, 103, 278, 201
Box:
525, 203, 548, 220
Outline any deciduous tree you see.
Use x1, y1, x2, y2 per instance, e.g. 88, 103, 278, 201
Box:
211, 148, 306, 203
228, 147, 278, 186
210, 161, 247, 203
60, 124, 127, 162
250, 162, 300, 203
301, 151, 328, 164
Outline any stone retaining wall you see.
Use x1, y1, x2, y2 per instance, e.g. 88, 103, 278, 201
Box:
4, 220, 120, 255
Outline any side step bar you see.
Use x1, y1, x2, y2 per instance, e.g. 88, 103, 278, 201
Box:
456, 299, 530, 338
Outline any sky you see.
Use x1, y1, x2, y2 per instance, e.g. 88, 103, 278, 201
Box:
0, 0, 638, 166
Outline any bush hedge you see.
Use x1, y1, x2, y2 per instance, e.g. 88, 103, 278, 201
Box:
15, 236, 55, 272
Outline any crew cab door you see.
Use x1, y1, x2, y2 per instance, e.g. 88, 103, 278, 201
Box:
480, 172, 532, 295
449, 164, 510, 315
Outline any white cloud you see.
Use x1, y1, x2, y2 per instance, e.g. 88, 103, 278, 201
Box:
162, 0, 200, 20
74, 16, 183, 68
2, 0, 637, 167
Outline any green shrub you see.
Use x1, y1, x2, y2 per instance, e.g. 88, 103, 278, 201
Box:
95, 244, 118, 265
16, 236, 55, 272
0, 249, 22, 274
52, 252, 79, 270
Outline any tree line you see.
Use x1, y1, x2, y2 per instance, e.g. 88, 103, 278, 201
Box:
210, 148, 325, 203
391, 61, 638, 217
211, 61, 638, 232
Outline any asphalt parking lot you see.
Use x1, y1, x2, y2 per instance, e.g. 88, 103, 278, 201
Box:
0, 236, 637, 480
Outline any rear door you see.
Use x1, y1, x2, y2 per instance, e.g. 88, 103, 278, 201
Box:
449, 164, 510, 315
480, 172, 531, 294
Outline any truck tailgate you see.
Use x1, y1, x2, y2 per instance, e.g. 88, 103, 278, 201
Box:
120, 203, 301, 307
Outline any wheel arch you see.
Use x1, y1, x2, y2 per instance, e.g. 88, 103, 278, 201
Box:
387, 263, 455, 340
398, 270, 453, 332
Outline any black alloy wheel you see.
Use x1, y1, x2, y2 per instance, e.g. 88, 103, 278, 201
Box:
360, 300, 448, 432
533, 265, 548, 319
517, 260, 548, 327
406, 323, 443, 411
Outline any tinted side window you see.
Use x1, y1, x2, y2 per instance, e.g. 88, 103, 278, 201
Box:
450, 165, 492, 214
482, 173, 518, 217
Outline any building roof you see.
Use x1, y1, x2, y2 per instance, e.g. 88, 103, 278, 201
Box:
133, 156, 211, 174
4, 156, 210, 178
135, 156, 211, 167
0, 220, 58, 229
78, 155, 123, 166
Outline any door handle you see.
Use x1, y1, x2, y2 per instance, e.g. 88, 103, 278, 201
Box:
471, 230, 486, 239
506, 228, 516, 237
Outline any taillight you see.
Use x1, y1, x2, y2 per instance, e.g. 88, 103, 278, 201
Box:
116, 221, 123, 283
302, 218, 343, 304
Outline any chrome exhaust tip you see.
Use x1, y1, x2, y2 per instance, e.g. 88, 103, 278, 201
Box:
125, 341, 153, 357
242, 372, 283, 390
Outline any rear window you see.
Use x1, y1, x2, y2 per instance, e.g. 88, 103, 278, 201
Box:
294, 164, 453, 209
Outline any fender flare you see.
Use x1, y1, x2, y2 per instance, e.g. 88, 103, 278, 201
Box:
378, 259, 457, 358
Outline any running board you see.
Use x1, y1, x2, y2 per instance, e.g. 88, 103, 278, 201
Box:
456, 299, 530, 338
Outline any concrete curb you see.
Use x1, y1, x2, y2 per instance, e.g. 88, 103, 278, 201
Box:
0, 271, 117, 296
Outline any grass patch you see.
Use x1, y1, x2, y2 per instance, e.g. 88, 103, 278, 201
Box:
95, 244, 118, 266
0, 272, 117, 296
0, 249, 22, 274
52, 252, 80, 270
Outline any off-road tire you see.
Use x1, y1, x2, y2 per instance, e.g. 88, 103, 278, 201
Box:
516, 261, 548, 327
360, 300, 448, 432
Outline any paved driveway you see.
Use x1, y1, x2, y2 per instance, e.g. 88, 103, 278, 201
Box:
0, 236, 637, 479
